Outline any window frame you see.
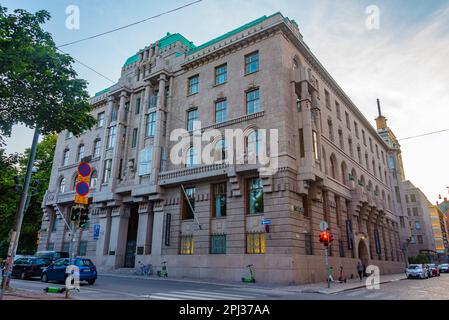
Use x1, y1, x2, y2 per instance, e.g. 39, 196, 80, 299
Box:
188, 75, 199, 95
244, 51, 259, 75
246, 178, 264, 215
246, 88, 260, 114
214, 64, 227, 85
214, 99, 228, 124
211, 182, 227, 218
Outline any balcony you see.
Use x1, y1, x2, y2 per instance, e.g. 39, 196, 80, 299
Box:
158, 163, 229, 186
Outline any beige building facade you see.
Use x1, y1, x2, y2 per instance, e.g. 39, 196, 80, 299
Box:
38, 12, 406, 284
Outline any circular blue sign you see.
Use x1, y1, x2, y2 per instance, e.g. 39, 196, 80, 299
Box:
75, 181, 90, 196
78, 162, 92, 177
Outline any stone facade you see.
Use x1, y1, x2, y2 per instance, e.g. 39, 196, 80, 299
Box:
38, 12, 407, 284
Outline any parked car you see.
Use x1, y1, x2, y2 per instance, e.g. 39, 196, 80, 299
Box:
12, 256, 51, 280
35, 251, 69, 264
41, 258, 97, 285
438, 264, 449, 273
406, 264, 428, 279
426, 264, 440, 277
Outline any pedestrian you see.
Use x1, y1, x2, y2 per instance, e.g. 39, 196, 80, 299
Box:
338, 266, 347, 283
357, 261, 364, 282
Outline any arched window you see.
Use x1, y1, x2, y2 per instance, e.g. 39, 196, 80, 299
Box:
357, 145, 362, 163
62, 149, 70, 167
359, 175, 365, 187
341, 161, 348, 185
350, 168, 357, 183
367, 180, 373, 192
330, 154, 338, 180
214, 139, 228, 164
246, 130, 260, 164
186, 146, 199, 168
375, 186, 379, 197
90, 169, 98, 189
58, 177, 66, 193
71, 173, 78, 190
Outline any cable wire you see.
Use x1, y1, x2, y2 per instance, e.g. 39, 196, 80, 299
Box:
398, 128, 449, 141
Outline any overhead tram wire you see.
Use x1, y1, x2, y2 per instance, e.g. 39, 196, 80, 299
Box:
56, 0, 203, 48
398, 128, 449, 141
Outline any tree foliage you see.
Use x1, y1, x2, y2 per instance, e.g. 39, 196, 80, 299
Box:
0, 6, 96, 137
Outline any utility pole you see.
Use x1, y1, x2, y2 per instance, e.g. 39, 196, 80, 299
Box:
0, 128, 40, 300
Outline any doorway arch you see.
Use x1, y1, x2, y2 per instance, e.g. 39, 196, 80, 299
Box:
358, 239, 370, 267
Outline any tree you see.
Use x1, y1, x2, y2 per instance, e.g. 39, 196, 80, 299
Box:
0, 6, 96, 138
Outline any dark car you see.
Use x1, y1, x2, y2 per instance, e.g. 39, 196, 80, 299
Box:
35, 251, 69, 264
439, 264, 449, 273
12, 257, 51, 280
41, 258, 97, 285
426, 264, 440, 277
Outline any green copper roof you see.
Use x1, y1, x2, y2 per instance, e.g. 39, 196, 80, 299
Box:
186, 12, 283, 56
94, 87, 111, 97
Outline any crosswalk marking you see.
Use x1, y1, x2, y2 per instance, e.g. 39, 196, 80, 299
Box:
181, 290, 254, 299
364, 291, 384, 299
345, 290, 364, 297
146, 289, 261, 301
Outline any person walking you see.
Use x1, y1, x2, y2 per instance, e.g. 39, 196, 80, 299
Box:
357, 261, 364, 282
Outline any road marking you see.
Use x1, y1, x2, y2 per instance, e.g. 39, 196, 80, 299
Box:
364, 291, 385, 299
345, 290, 364, 297
148, 293, 210, 300
181, 290, 255, 299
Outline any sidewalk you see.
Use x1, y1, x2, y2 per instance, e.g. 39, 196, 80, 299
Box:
277, 273, 407, 294
1, 288, 67, 300
100, 271, 406, 295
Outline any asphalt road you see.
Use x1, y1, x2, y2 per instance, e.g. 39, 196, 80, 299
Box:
9, 273, 449, 300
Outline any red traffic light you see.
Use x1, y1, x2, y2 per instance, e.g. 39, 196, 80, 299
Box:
319, 231, 333, 246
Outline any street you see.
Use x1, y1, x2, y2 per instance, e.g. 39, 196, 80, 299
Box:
8, 273, 449, 300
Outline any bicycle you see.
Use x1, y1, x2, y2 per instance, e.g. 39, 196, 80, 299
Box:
134, 262, 153, 276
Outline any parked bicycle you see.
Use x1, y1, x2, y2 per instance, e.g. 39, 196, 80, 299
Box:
134, 261, 153, 276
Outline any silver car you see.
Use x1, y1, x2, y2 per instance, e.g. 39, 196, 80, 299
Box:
406, 264, 428, 279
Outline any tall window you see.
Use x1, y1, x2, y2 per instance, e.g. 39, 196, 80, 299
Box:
188, 75, 199, 95
312, 130, 319, 160
247, 131, 260, 163
415, 222, 421, 230
146, 112, 156, 137
345, 112, 350, 130
246, 89, 260, 114
103, 159, 112, 183
325, 90, 331, 109
215, 99, 227, 123
305, 234, 313, 255
215, 64, 227, 85
187, 109, 199, 131
247, 178, 263, 214
348, 138, 354, 157
90, 170, 98, 189
211, 235, 226, 254
58, 177, 66, 193
111, 105, 118, 122
338, 129, 344, 149
354, 122, 359, 138
336, 101, 341, 119
62, 149, 69, 166
186, 146, 199, 168
212, 183, 227, 217
180, 236, 194, 255
182, 187, 196, 220
131, 128, 138, 148
135, 98, 141, 115
77, 145, 85, 163
65, 131, 73, 140
357, 146, 362, 163
138, 147, 153, 176
214, 139, 227, 163
78, 241, 88, 257
52, 215, 58, 232
246, 233, 265, 254
369, 137, 373, 152
362, 130, 366, 145
107, 126, 117, 149
93, 140, 101, 158
245, 51, 259, 74
97, 112, 105, 128
328, 119, 334, 142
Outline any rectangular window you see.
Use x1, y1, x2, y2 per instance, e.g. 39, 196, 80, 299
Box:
107, 126, 117, 149
312, 130, 319, 160
400, 216, 405, 228
138, 147, 153, 176
63, 150, 69, 166
131, 128, 138, 148
77, 145, 85, 163
246, 89, 260, 114
188, 75, 199, 95
246, 233, 265, 254
339, 240, 345, 257
212, 183, 227, 217
245, 51, 259, 74
136, 98, 141, 115
215, 64, 227, 85
305, 234, 313, 255
410, 194, 416, 202
111, 105, 118, 122
407, 208, 411, 216
369, 138, 373, 152
94, 140, 101, 158
298, 129, 305, 158
345, 112, 350, 130
215, 99, 227, 123
52, 216, 58, 232
78, 241, 87, 256
325, 90, 331, 109
180, 236, 194, 255
354, 122, 359, 138
405, 195, 409, 203
415, 222, 421, 230
146, 112, 156, 137
187, 109, 199, 131
362, 130, 366, 145
103, 159, 112, 183
413, 207, 418, 216
66, 131, 73, 140
417, 235, 423, 244
247, 178, 264, 214
210, 235, 226, 254
182, 187, 196, 220
97, 112, 105, 128
336, 101, 341, 119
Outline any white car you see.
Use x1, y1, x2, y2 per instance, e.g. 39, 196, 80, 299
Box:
406, 264, 428, 279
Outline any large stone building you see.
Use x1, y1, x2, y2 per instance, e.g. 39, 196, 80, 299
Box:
38, 12, 407, 284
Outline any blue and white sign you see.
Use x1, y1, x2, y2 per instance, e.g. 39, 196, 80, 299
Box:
261, 219, 272, 225
93, 224, 100, 240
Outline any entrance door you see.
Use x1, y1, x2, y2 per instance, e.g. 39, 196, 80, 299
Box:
124, 206, 139, 268
358, 239, 370, 267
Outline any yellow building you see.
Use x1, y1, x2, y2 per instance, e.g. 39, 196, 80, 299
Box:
428, 205, 449, 254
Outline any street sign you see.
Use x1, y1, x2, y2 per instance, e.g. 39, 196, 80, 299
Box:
320, 221, 329, 231
261, 219, 272, 225
77, 162, 92, 177
75, 181, 90, 197
74, 195, 89, 205
93, 224, 100, 240
77, 175, 91, 184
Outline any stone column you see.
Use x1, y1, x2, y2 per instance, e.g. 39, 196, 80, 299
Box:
98, 96, 115, 189
134, 85, 152, 185
151, 205, 165, 256
136, 202, 154, 255
109, 91, 128, 191
150, 75, 167, 185
301, 81, 314, 169
109, 206, 129, 269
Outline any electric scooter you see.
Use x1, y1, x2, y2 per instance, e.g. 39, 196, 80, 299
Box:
241, 264, 256, 283
157, 261, 168, 277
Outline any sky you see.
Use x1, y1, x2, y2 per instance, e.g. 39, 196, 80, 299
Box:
3, 0, 449, 203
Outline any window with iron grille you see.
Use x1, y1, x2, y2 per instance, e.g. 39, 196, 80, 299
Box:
211, 235, 226, 254
246, 233, 265, 254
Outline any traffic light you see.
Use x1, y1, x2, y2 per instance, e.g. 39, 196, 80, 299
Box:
319, 231, 330, 246
79, 207, 89, 229
329, 233, 334, 244
71, 207, 81, 222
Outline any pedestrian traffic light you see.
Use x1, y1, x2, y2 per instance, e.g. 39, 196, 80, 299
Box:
71, 207, 81, 222
329, 233, 334, 244
79, 207, 89, 229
